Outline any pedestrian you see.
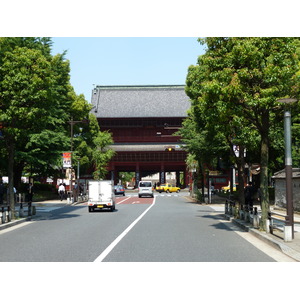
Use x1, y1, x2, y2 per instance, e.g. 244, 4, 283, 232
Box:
73, 181, 79, 202
27, 183, 34, 202
244, 181, 255, 209
63, 183, 67, 199
58, 183, 65, 201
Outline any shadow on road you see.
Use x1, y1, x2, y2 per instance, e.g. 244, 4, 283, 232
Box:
196, 213, 245, 232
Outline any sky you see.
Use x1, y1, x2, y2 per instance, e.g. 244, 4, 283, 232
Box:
51, 37, 205, 102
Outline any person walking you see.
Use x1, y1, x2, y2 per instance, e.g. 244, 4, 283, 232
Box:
58, 183, 65, 201
244, 181, 255, 209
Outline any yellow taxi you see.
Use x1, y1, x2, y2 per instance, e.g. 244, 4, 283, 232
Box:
221, 184, 236, 193
156, 183, 180, 193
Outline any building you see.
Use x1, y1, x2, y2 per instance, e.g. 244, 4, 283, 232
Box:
91, 85, 190, 187
272, 168, 300, 211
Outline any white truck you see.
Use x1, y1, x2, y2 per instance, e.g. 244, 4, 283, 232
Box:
88, 180, 116, 212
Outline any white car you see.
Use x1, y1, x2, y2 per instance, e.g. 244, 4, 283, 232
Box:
138, 181, 154, 198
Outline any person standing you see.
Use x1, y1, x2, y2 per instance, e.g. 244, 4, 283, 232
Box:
244, 181, 255, 209
27, 183, 34, 202
58, 183, 65, 201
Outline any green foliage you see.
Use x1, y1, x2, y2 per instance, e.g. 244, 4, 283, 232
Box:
184, 37, 300, 228
0, 37, 114, 191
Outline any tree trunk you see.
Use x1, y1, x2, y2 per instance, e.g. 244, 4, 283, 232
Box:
237, 145, 246, 207
8, 141, 15, 219
260, 114, 270, 230
13, 161, 24, 191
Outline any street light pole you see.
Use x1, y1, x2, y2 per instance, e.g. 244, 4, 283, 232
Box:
68, 117, 89, 202
70, 116, 74, 202
277, 98, 298, 240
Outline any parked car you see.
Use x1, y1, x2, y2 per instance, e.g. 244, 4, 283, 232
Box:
156, 183, 180, 193
221, 184, 236, 193
114, 184, 125, 196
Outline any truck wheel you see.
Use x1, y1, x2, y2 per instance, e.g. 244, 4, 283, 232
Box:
88, 207, 93, 212
111, 205, 115, 212
166, 190, 169, 193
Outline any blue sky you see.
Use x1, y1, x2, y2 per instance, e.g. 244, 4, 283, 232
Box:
51, 37, 205, 102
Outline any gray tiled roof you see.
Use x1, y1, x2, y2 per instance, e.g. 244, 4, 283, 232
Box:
91, 85, 190, 118
272, 168, 300, 178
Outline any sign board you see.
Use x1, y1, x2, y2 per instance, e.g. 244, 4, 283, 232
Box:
63, 152, 72, 168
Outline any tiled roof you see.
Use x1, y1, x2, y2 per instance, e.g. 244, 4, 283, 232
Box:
272, 168, 300, 179
91, 85, 190, 118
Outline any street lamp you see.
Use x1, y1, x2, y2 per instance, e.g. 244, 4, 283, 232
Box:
277, 98, 298, 240
68, 117, 89, 202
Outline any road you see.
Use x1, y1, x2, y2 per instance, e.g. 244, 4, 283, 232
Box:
0, 192, 293, 262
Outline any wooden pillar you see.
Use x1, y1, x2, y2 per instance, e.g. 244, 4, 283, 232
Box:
159, 163, 165, 184
176, 171, 180, 187
135, 163, 140, 188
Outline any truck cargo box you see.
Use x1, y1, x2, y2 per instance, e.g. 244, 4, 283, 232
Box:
88, 180, 116, 212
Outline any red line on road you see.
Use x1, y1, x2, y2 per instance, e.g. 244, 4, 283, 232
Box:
116, 196, 154, 205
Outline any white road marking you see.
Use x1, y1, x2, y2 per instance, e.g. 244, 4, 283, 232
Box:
116, 196, 131, 204
94, 196, 156, 262
0, 222, 33, 235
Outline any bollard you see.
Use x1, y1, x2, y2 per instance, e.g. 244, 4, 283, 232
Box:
7, 207, 11, 222
244, 211, 249, 222
253, 214, 259, 228
266, 218, 270, 233
284, 225, 293, 242
2, 211, 6, 224
239, 209, 243, 220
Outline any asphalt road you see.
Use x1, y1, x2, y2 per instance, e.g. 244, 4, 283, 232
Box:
0, 192, 282, 262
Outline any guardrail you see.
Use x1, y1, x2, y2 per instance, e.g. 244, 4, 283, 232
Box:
225, 200, 260, 228
225, 199, 236, 216
267, 211, 293, 242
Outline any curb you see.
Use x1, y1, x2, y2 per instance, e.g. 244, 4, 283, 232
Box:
225, 214, 300, 262
0, 216, 32, 231
0, 200, 87, 231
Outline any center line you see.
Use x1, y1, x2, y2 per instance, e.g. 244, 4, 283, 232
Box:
94, 196, 156, 262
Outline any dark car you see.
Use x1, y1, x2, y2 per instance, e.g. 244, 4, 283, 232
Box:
114, 184, 125, 196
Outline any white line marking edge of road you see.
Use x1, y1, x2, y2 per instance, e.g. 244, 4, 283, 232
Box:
94, 196, 156, 262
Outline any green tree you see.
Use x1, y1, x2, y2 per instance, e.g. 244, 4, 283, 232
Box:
73, 113, 115, 180
0, 38, 115, 217
185, 37, 300, 229
0, 39, 73, 216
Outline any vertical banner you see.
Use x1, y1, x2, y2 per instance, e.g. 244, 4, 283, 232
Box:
63, 152, 72, 168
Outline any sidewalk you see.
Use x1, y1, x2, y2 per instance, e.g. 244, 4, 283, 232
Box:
0, 198, 85, 231
206, 194, 300, 262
